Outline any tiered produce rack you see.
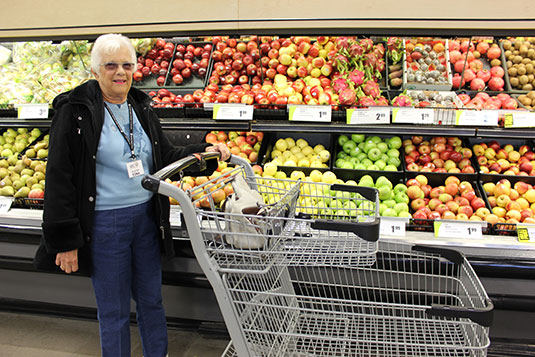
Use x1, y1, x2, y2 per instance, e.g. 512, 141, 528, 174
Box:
1, 22, 535, 354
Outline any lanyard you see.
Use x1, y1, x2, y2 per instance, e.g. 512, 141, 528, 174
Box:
103, 102, 136, 160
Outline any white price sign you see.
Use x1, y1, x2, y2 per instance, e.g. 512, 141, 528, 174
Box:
455, 110, 499, 126
503, 112, 535, 128
169, 205, 182, 226
379, 216, 408, 237
392, 108, 434, 124
16, 104, 49, 119
288, 105, 331, 122
434, 220, 484, 239
516, 225, 535, 243
212, 104, 253, 120
346, 108, 390, 124
0, 197, 13, 213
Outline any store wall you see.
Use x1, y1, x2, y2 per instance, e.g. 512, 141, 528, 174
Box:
1, 0, 534, 40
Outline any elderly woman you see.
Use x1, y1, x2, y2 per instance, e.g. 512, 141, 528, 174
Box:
34, 33, 229, 357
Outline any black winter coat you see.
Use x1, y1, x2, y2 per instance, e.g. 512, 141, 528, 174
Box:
34, 80, 214, 276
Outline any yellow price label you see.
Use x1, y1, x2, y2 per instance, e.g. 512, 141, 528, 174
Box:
503, 113, 514, 128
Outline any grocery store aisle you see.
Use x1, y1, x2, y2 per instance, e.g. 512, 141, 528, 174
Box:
0, 311, 229, 356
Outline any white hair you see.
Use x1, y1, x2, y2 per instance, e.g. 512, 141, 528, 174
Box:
90, 33, 137, 74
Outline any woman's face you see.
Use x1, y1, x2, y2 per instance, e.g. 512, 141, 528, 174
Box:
92, 46, 133, 104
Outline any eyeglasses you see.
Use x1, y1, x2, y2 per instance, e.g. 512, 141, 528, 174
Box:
100, 62, 135, 71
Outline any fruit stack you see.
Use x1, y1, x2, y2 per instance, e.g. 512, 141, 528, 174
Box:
334, 134, 402, 173
265, 135, 331, 173
407, 174, 489, 223
403, 136, 476, 175
205, 131, 264, 164
449, 38, 504, 91
501, 38, 535, 92
471, 139, 535, 176
0, 128, 47, 202
133, 38, 175, 87
167, 42, 212, 87
403, 38, 452, 91
481, 178, 535, 226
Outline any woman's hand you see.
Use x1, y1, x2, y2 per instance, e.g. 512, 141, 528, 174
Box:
206, 143, 231, 161
55, 249, 79, 274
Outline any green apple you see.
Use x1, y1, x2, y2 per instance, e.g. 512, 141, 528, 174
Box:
387, 156, 401, 167
367, 147, 382, 161
382, 199, 396, 208
368, 136, 382, 144
351, 134, 365, 143
384, 165, 398, 171
329, 199, 345, 211
356, 152, 367, 161
342, 140, 356, 154
342, 201, 357, 217
361, 158, 373, 167
349, 146, 361, 157
354, 163, 366, 170
363, 141, 377, 154
387, 148, 400, 158
358, 142, 365, 151
379, 203, 388, 215
335, 158, 346, 168
382, 208, 398, 217
367, 164, 379, 171
393, 202, 409, 214
375, 176, 392, 189
394, 192, 410, 204
393, 183, 408, 195
337, 151, 348, 159
398, 211, 412, 218
341, 161, 353, 169
378, 185, 392, 200
349, 157, 360, 166
377, 142, 389, 153
359, 175, 374, 187
375, 160, 387, 170
387, 136, 402, 149
338, 135, 349, 146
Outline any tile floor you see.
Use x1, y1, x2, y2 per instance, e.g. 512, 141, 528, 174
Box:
0, 311, 229, 356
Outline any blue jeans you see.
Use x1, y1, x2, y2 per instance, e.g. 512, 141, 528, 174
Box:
91, 200, 168, 357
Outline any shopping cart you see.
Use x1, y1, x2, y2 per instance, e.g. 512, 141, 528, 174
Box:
142, 153, 493, 357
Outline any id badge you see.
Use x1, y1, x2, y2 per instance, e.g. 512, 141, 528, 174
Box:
126, 159, 145, 178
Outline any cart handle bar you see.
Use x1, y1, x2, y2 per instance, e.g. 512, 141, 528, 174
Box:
142, 152, 220, 193
428, 298, 494, 327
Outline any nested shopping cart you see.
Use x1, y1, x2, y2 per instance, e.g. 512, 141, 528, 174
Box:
142, 153, 493, 357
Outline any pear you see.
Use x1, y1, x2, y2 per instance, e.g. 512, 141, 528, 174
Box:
37, 149, 48, 159
13, 163, 24, 174
1, 148, 13, 157
17, 128, 28, 134
0, 159, 6, 168
10, 173, 20, 182
0, 137, 5, 145
20, 168, 34, 177
30, 160, 40, 170
30, 128, 41, 138
0, 186, 14, 196
7, 155, 17, 166
33, 172, 45, 181
25, 149, 36, 158
14, 186, 30, 198
34, 163, 46, 173
25, 177, 38, 188
0, 168, 8, 179
1, 177, 12, 187
22, 157, 31, 167
14, 142, 26, 153
31, 183, 43, 190
34, 142, 48, 151
12, 179, 24, 191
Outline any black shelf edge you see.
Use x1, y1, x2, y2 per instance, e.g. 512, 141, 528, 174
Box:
0, 119, 52, 127
251, 120, 477, 136
159, 118, 250, 131
476, 128, 535, 139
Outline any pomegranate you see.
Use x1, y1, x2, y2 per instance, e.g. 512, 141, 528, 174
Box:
463, 69, 476, 82
449, 50, 462, 64
490, 66, 505, 78
476, 69, 491, 83
476, 42, 489, 55
470, 78, 486, 91
486, 46, 501, 60
452, 74, 466, 89
488, 77, 504, 91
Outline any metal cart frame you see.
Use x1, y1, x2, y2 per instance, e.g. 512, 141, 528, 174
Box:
143, 153, 493, 357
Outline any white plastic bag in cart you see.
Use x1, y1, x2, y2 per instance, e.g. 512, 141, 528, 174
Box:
223, 174, 267, 249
